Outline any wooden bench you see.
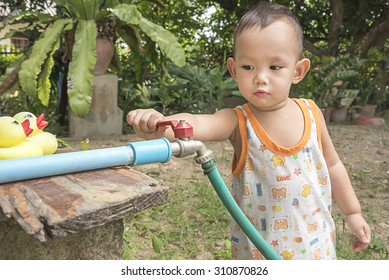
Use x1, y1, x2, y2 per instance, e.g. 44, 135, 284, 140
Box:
0, 167, 169, 259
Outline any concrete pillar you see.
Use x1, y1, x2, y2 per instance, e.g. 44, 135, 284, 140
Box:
69, 74, 123, 138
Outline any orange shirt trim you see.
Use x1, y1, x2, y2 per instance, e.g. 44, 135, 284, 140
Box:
232, 108, 248, 178
232, 99, 314, 177
307, 99, 323, 153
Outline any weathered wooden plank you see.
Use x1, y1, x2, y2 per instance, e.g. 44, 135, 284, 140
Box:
0, 167, 169, 241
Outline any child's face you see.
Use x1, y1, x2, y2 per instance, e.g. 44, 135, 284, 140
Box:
227, 20, 309, 111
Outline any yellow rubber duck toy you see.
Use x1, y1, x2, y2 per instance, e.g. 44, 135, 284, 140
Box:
13, 112, 58, 155
0, 116, 44, 160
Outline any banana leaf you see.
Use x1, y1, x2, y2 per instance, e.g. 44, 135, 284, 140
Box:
0, 12, 53, 35
138, 17, 185, 67
37, 40, 59, 106
111, 4, 185, 67
63, 0, 105, 20
0, 56, 25, 96
100, 0, 121, 9
18, 19, 73, 98
67, 19, 97, 117
109, 4, 142, 25
1, 22, 48, 40
117, 25, 144, 83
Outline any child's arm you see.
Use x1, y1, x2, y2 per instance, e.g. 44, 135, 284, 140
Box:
126, 108, 238, 142
319, 111, 371, 252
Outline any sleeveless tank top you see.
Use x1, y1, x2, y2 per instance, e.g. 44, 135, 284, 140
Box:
230, 98, 336, 260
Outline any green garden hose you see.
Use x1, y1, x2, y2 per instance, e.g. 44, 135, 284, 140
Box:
201, 159, 281, 260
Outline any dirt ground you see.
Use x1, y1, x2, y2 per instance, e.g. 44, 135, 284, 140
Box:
65, 123, 389, 255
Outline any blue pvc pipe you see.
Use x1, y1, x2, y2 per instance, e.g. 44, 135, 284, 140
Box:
0, 138, 172, 184
129, 138, 172, 166
0, 136, 279, 260
202, 160, 281, 260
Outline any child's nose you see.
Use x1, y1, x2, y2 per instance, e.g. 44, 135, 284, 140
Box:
254, 70, 269, 85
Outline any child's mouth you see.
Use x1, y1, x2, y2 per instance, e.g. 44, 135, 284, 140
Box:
254, 90, 268, 97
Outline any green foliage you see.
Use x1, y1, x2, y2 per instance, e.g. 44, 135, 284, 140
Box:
0, 89, 61, 134
80, 138, 90, 150
138, 0, 236, 67
118, 59, 239, 118
0, 0, 52, 15
292, 54, 365, 107
0, 52, 64, 134
116, 45, 155, 127
0, 47, 23, 99
57, 0, 104, 20
352, 47, 389, 107
0, 46, 22, 76
123, 176, 387, 260
19, 19, 73, 104
3, 0, 387, 117
1, 0, 185, 117
335, 214, 388, 260
66, 19, 96, 114
110, 3, 186, 69
165, 62, 239, 113
151, 235, 163, 254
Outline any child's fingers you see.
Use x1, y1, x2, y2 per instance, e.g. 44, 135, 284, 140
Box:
126, 110, 137, 125
356, 224, 371, 243
352, 239, 369, 252
156, 124, 169, 135
346, 213, 371, 252
127, 109, 164, 133
351, 225, 371, 252
148, 113, 165, 132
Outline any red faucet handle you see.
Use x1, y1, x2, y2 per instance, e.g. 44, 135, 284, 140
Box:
157, 120, 179, 129
157, 120, 194, 138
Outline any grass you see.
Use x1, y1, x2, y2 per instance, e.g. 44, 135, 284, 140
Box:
334, 214, 388, 260
121, 131, 388, 260
123, 179, 388, 260
123, 179, 231, 260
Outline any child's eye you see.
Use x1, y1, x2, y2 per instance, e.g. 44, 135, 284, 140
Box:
270, 65, 282, 70
242, 65, 254, 70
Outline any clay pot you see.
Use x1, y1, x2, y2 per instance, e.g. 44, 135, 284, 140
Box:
331, 107, 349, 123
94, 37, 114, 76
353, 104, 377, 118
351, 117, 385, 126
320, 107, 333, 124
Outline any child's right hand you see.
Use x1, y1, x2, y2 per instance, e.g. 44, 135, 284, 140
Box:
345, 213, 371, 252
127, 109, 168, 140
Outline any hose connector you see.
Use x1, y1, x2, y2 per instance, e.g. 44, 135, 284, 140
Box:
193, 142, 213, 164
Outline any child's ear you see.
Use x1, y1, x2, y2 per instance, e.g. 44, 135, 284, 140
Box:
227, 57, 237, 79
293, 58, 310, 84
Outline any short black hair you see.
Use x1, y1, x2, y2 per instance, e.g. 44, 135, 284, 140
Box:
232, 2, 304, 57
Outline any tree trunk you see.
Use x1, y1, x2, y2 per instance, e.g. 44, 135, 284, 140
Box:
328, 0, 344, 55
358, 9, 389, 57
